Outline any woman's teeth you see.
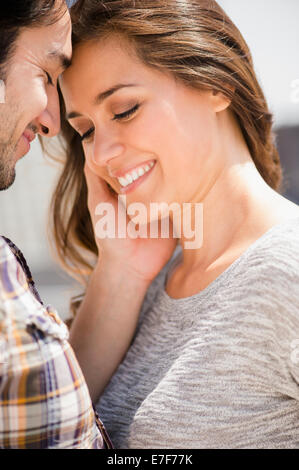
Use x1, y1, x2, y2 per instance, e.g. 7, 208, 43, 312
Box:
117, 161, 155, 188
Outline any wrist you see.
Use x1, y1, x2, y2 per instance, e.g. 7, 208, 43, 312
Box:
93, 257, 151, 291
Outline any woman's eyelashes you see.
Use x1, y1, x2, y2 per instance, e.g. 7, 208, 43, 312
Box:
79, 103, 141, 142
112, 102, 140, 121
80, 127, 95, 142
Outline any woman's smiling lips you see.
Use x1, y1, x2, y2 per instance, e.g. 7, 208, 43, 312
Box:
115, 160, 156, 194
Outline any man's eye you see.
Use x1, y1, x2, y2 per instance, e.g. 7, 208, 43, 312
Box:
80, 127, 95, 142
44, 71, 54, 86
112, 103, 140, 121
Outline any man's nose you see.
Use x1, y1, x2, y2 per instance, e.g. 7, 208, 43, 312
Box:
36, 86, 61, 137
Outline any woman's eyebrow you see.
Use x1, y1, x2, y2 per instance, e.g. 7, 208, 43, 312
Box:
66, 83, 138, 120
94, 83, 138, 105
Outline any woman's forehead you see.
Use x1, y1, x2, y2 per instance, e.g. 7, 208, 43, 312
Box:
72, 35, 139, 68
62, 37, 161, 97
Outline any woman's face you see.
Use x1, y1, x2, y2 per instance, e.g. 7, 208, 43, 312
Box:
60, 35, 230, 222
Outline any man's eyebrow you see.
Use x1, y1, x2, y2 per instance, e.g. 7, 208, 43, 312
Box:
66, 83, 138, 120
47, 50, 72, 71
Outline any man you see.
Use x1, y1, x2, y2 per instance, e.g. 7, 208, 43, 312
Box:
0, 0, 112, 449
0, 1, 70, 190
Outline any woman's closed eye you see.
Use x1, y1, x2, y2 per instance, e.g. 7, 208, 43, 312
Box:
112, 102, 140, 122
80, 103, 141, 142
80, 127, 94, 142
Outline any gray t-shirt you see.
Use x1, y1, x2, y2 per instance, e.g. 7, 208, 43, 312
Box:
97, 217, 299, 449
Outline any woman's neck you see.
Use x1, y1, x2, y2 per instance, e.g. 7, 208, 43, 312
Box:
171, 109, 298, 274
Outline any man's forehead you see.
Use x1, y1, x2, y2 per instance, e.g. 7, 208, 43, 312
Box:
15, 13, 72, 70
43, 11, 72, 51
42, 10, 72, 65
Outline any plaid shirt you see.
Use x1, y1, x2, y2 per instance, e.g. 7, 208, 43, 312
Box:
0, 236, 113, 449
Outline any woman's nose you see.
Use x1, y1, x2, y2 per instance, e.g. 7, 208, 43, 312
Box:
90, 129, 125, 168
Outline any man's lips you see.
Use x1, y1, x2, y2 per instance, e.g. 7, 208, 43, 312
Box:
17, 129, 37, 158
22, 129, 36, 143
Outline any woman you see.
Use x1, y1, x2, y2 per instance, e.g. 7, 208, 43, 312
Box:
55, 0, 299, 448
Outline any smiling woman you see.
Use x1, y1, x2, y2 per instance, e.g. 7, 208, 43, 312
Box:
54, 0, 283, 283
52, 0, 299, 449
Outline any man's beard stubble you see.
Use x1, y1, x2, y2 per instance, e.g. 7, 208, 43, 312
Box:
0, 124, 18, 190
0, 133, 18, 191
0, 102, 20, 191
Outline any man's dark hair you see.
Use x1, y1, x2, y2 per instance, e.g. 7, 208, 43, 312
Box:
0, 0, 67, 78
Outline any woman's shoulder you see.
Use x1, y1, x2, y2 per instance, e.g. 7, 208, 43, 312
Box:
238, 214, 299, 286
255, 213, 299, 256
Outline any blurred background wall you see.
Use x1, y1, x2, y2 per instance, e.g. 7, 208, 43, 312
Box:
0, 0, 298, 320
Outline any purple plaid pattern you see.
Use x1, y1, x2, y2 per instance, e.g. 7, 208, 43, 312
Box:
0, 236, 112, 449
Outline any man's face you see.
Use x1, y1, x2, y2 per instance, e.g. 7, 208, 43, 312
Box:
0, 6, 72, 190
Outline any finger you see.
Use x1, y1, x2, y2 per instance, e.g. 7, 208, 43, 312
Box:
83, 164, 130, 233
84, 163, 112, 206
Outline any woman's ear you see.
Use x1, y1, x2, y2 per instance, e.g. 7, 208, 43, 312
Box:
210, 86, 234, 113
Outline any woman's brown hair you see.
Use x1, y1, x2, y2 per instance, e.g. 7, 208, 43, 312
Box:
50, 0, 282, 314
